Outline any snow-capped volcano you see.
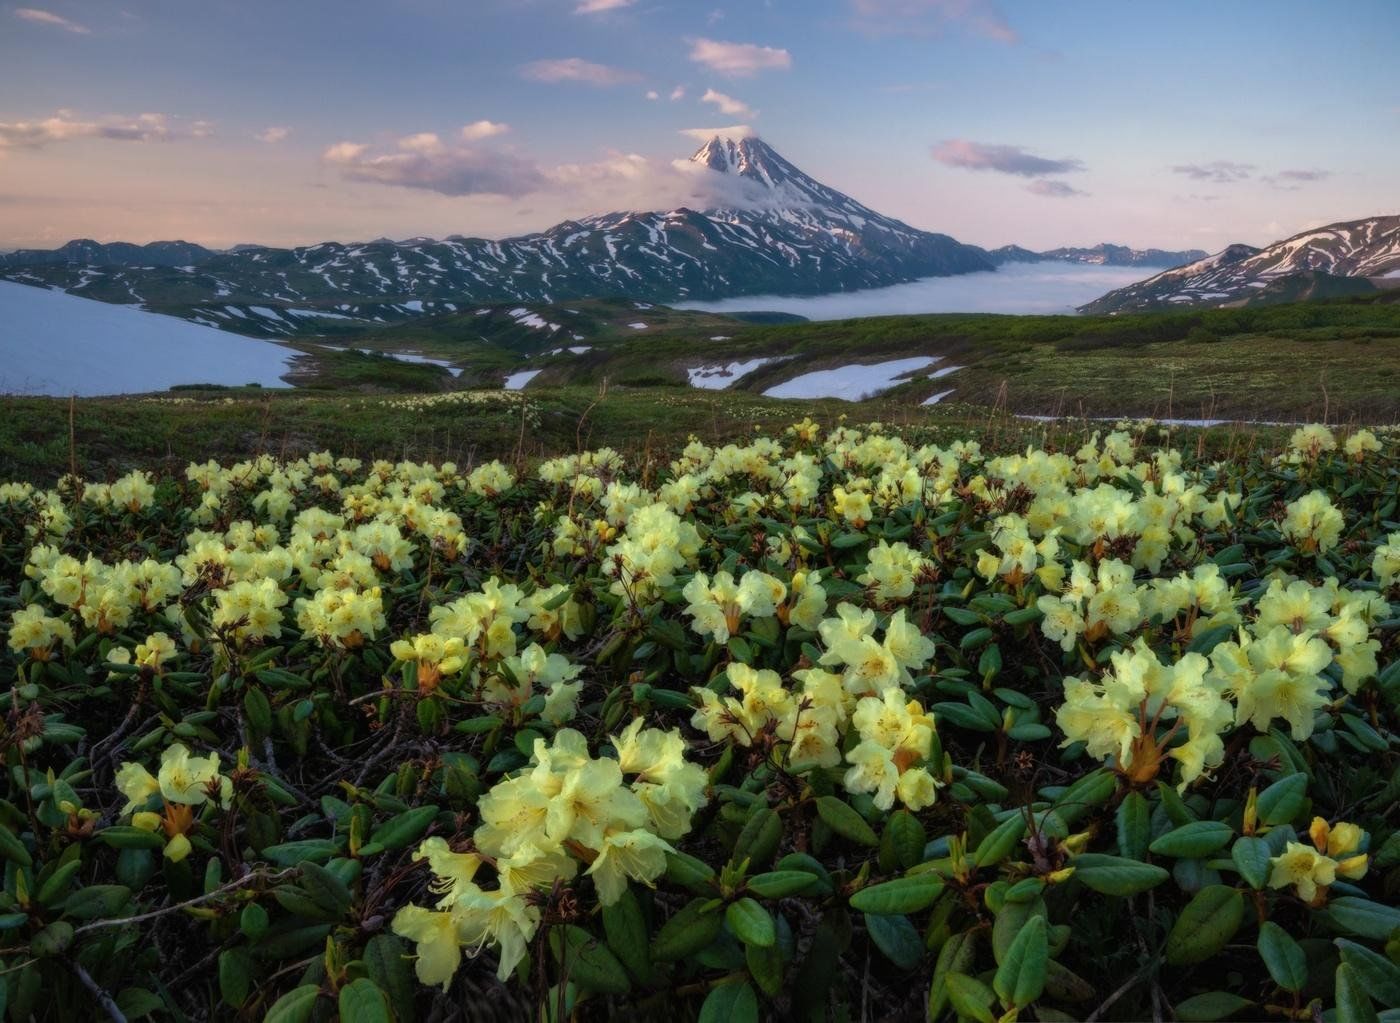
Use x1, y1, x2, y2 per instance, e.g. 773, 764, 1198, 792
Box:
0, 135, 991, 323
1081, 215, 1400, 313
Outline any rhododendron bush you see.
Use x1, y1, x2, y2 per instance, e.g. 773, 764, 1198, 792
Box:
0, 421, 1398, 1020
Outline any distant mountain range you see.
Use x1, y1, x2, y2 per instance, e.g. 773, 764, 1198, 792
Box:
981, 243, 1206, 268
1081, 215, 1400, 313
0, 137, 995, 312
1, 135, 1211, 330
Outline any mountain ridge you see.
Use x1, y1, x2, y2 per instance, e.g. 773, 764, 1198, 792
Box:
0, 136, 994, 314
1081, 215, 1400, 313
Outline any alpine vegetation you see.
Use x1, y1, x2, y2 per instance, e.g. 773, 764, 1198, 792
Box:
1, 419, 1397, 1019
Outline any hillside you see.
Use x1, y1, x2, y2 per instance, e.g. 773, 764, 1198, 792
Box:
1081, 215, 1400, 313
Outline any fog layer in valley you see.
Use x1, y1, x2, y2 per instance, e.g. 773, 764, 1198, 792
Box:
676, 261, 1152, 319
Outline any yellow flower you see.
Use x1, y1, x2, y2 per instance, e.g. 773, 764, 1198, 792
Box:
1268, 841, 1338, 903
584, 829, 673, 906
115, 762, 161, 815
391, 905, 464, 991
1281, 490, 1344, 555
134, 632, 177, 671
158, 744, 231, 808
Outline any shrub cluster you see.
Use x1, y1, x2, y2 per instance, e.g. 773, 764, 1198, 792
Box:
0, 419, 1398, 1021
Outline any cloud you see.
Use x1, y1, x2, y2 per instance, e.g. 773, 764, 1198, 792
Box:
670, 85, 686, 101
679, 125, 756, 142
701, 88, 755, 118
520, 57, 639, 86
256, 126, 291, 144
323, 135, 547, 197
0, 111, 207, 149
1025, 179, 1086, 198
689, 38, 792, 77
931, 139, 1084, 177
460, 120, 509, 141
13, 8, 89, 33
645, 90, 659, 100
397, 132, 442, 153
850, 0, 1016, 43
1262, 168, 1331, 190
575, 0, 633, 10
1170, 160, 1254, 183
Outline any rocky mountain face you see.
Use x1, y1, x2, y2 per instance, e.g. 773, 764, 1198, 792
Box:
1081, 216, 1400, 313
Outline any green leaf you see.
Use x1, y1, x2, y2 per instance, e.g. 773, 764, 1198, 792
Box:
946, 973, 997, 1023
363, 934, 415, 1023
652, 898, 724, 961
114, 988, 163, 1019
884, 810, 925, 871
1165, 886, 1244, 966
298, 860, 353, 916
1230, 836, 1272, 890
993, 915, 1048, 1010
1255, 774, 1307, 826
1187, 624, 1236, 655
814, 796, 877, 847
699, 979, 758, 1023
1072, 853, 1170, 896
1174, 991, 1254, 1021
725, 898, 775, 949
95, 826, 165, 851
928, 930, 977, 1020
1325, 898, 1400, 941
864, 913, 923, 970
549, 924, 631, 994
1336, 963, 1381, 1023
1116, 791, 1150, 860
0, 825, 32, 866
363, 805, 438, 854
337, 979, 392, 1023
260, 839, 341, 866
61, 884, 131, 920
31, 920, 73, 957
733, 807, 782, 870
664, 850, 717, 889
602, 887, 650, 981
264, 985, 321, 1023
746, 871, 819, 899
1149, 821, 1234, 859
1335, 939, 1400, 1007
1257, 921, 1306, 993
746, 936, 784, 996
850, 874, 945, 915
974, 814, 1027, 868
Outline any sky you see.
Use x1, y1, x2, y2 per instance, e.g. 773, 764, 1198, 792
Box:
1, 0, 1397, 252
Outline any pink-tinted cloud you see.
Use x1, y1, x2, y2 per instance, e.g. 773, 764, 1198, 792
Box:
1170, 161, 1253, 183
461, 120, 510, 141
932, 139, 1084, 176
701, 88, 755, 118
0, 111, 206, 148
520, 57, 639, 86
13, 7, 89, 33
1025, 179, 1086, 198
323, 134, 546, 197
689, 38, 792, 77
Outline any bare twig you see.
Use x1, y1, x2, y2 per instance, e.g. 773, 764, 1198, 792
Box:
66, 956, 128, 1023
72, 868, 296, 936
